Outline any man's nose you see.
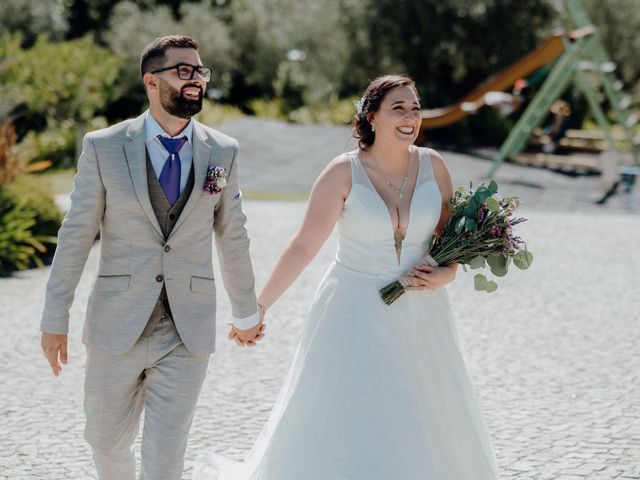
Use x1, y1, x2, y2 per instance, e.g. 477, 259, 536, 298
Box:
192, 71, 208, 82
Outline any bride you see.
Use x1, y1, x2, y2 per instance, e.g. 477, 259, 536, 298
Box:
193, 75, 501, 479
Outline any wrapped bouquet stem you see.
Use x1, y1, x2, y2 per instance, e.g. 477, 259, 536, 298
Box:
379, 180, 533, 305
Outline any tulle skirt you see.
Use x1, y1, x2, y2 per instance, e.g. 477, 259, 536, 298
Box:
192, 261, 500, 480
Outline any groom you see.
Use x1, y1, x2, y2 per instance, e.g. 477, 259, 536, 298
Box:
40, 35, 264, 479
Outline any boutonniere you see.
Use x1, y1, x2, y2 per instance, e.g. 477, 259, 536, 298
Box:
203, 166, 227, 195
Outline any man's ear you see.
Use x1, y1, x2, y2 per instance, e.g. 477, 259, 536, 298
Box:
143, 72, 157, 91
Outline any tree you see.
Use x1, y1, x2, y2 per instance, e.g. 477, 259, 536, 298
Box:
0, 0, 67, 46
228, 0, 352, 106
582, 0, 640, 92
0, 34, 121, 124
355, 0, 556, 107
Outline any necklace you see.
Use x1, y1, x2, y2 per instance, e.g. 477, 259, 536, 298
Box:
371, 151, 412, 199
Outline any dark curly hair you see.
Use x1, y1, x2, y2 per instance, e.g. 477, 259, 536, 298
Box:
352, 75, 418, 151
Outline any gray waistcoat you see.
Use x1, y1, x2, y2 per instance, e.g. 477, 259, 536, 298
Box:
146, 149, 195, 318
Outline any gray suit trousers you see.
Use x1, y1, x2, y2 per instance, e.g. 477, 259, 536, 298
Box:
84, 301, 209, 480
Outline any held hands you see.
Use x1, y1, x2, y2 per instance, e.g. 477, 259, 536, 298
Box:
401, 262, 457, 292
41, 332, 68, 377
228, 305, 266, 347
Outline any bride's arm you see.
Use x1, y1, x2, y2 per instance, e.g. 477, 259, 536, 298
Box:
258, 156, 351, 311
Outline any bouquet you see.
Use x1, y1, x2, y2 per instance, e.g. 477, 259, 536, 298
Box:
379, 180, 533, 305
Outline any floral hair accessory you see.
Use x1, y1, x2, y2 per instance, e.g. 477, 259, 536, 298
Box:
203, 165, 227, 195
354, 96, 366, 115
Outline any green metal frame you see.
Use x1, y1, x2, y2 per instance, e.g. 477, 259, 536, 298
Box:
486, 0, 640, 178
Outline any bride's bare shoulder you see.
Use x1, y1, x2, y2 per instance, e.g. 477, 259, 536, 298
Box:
318, 152, 352, 182
314, 152, 353, 198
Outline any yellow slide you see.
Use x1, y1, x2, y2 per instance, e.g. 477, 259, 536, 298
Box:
420, 34, 566, 130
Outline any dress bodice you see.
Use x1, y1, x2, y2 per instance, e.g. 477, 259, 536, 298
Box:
335, 148, 443, 277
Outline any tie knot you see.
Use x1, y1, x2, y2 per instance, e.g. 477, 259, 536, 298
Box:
157, 135, 188, 155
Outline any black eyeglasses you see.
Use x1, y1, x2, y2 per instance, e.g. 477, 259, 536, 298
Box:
150, 63, 212, 82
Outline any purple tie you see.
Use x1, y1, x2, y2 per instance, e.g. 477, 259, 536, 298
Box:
157, 135, 187, 205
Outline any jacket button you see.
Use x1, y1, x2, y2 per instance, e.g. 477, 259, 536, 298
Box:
164, 245, 171, 253
156, 275, 164, 283
169, 213, 176, 220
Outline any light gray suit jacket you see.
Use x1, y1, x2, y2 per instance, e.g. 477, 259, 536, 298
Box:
41, 112, 257, 356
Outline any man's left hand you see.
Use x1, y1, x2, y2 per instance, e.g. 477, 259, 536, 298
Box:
228, 311, 266, 347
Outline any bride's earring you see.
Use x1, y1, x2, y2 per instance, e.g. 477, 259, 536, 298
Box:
371, 123, 376, 132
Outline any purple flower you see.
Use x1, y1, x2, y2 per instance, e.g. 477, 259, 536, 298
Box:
478, 204, 487, 225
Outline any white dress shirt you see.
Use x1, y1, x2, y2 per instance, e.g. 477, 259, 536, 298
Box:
144, 111, 260, 330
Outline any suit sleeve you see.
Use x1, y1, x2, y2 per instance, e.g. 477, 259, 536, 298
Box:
40, 134, 105, 334
213, 141, 259, 321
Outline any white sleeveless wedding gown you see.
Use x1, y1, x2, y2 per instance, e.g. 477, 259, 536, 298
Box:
193, 148, 501, 479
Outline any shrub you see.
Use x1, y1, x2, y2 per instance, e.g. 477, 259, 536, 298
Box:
0, 173, 61, 273
16, 117, 108, 169
0, 199, 56, 272
0, 33, 122, 124
248, 96, 357, 125
195, 100, 244, 127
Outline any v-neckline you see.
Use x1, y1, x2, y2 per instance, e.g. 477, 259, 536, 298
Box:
354, 147, 423, 240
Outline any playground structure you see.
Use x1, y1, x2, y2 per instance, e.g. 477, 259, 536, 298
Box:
417, 0, 640, 181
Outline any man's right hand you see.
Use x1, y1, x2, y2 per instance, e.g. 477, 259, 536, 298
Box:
41, 332, 68, 377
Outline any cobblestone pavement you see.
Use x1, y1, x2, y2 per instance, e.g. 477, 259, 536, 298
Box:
1, 118, 639, 479
1, 201, 638, 479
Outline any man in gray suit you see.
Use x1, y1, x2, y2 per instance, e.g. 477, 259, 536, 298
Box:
40, 35, 265, 479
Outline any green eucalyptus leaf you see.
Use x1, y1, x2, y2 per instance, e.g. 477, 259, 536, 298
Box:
513, 250, 534, 269
469, 255, 485, 269
486, 280, 498, 293
474, 274, 488, 291
465, 217, 477, 231
474, 187, 492, 203
488, 180, 498, 194
485, 197, 500, 212
487, 254, 508, 277
455, 216, 465, 234
463, 198, 478, 218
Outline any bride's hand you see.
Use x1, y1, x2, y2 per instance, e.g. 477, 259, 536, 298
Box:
402, 263, 457, 291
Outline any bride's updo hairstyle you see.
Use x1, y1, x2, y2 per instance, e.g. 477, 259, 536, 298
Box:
353, 74, 418, 151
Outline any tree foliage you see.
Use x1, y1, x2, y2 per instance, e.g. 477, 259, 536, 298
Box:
582, 0, 640, 91
0, 0, 67, 45
0, 34, 121, 123
354, 0, 556, 107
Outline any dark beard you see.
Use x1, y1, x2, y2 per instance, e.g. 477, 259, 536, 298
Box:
158, 78, 203, 119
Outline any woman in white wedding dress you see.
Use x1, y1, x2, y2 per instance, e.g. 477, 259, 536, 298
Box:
193, 75, 500, 480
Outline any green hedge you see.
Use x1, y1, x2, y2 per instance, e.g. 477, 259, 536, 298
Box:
0, 174, 60, 273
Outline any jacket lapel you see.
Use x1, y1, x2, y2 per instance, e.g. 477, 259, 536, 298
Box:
123, 112, 164, 239
167, 121, 212, 239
